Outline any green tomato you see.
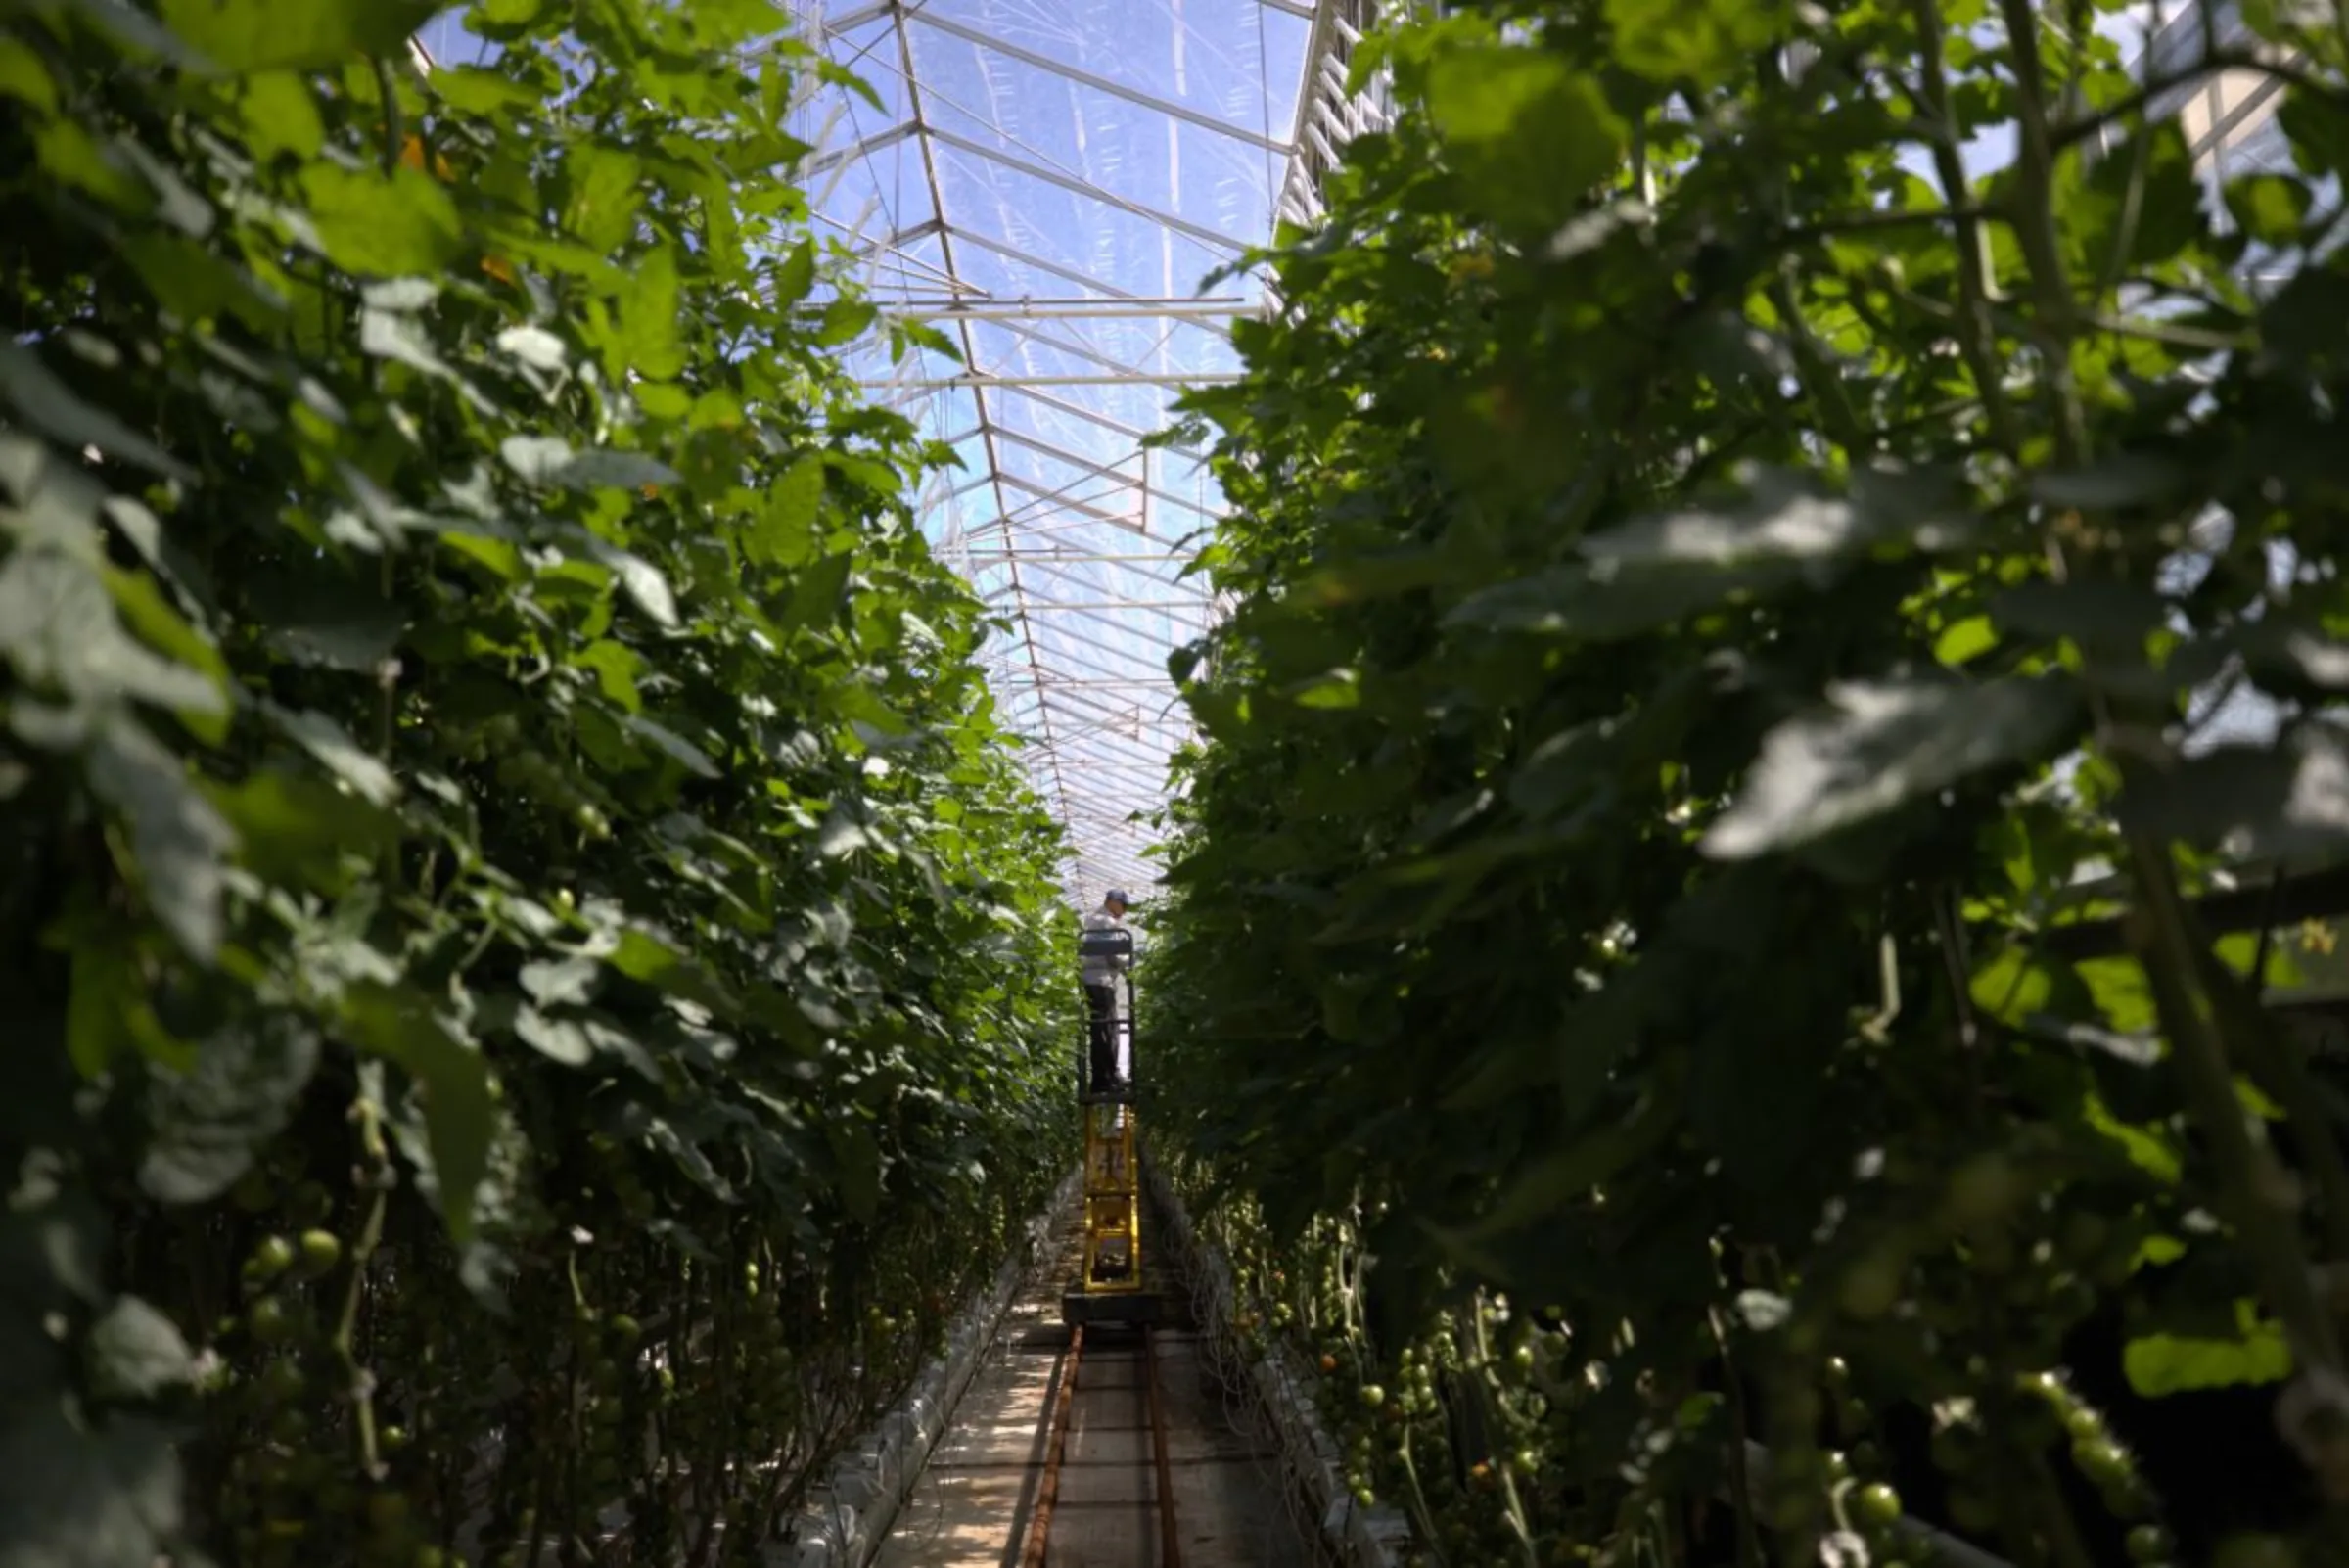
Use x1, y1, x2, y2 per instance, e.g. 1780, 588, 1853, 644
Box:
248, 1297, 297, 1346
296, 1230, 343, 1277
2072, 1438, 2132, 1489
250, 1236, 296, 1281
2059, 1403, 2104, 1443
1853, 1484, 1902, 1529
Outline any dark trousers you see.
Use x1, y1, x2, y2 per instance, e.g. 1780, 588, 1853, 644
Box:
1083, 982, 1118, 1089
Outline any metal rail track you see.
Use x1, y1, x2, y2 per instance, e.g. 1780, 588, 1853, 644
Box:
1019, 1322, 1183, 1568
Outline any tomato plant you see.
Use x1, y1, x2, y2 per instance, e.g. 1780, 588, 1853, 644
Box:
1152, 1, 2349, 1566
0, 1, 1078, 1564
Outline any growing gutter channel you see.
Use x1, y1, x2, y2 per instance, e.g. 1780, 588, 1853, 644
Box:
835, 1161, 1329, 1568
777, 1169, 1083, 1568
1140, 1157, 1411, 1568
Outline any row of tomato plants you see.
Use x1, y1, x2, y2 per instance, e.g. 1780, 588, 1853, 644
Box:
1148, 0, 2349, 1565
2, 2, 1078, 1566
1168, 1152, 2180, 1568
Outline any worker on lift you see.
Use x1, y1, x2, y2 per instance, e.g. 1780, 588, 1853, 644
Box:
1080, 889, 1133, 1094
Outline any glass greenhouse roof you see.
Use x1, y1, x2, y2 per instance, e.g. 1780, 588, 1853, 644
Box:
785, 0, 1378, 908
411, 0, 1393, 909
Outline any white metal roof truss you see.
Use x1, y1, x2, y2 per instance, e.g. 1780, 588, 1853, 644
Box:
788, 0, 1391, 909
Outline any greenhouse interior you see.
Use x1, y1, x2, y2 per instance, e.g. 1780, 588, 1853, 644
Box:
11, 0, 2349, 1566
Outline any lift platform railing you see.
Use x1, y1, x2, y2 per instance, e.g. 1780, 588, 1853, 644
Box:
1077, 925, 1136, 1103
1068, 923, 1160, 1325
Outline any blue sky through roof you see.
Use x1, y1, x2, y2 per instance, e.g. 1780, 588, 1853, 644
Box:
796, 0, 1313, 906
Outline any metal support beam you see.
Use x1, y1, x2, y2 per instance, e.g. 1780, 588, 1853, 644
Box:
882, 298, 1259, 323
1004, 715, 1171, 767
800, 0, 1316, 918
1271, 0, 1394, 242
880, 3, 1084, 846
1013, 611, 1175, 677
990, 426, 1219, 522
988, 471, 1144, 531
1041, 695, 1198, 732
850, 216, 945, 258
962, 552, 1196, 569
870, 372, 1244, 389
922, 125, 1249, 256
1017, 703, 1189, 756
1032, 761, 1175, 773
940, 227, 1156, 306
1028, 710, 1179, 753
986, 553, 1180, 614
987, 427, 1146, 491
1013, 600, 1213, 612
1018, 723, 1174, 771
824, 0, 895, 30
806, 118, 919, 176
988, 381, 1214, 458
901, 6, 1295, 157
966, 463, 1156, 532
974, 312, 1203, 387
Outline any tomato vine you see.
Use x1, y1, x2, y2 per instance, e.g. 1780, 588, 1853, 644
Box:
0, 1, 1078, 1565
1154, 2, 2349, 1566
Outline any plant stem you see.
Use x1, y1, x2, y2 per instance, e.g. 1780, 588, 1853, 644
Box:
337, 1097, 393, 1482
1908, 0, 2026, 455
1707, 1308, 1766, 1568
1464, 1301, 1541, 1568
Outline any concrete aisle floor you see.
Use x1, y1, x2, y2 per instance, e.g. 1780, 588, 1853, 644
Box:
872, 1210, 1320, 1568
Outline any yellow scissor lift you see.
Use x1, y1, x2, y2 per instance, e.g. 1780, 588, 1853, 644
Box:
1065, 925, 1162, 1327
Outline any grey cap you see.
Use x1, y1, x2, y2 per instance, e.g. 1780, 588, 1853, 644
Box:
1105, 889, 1131, 905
